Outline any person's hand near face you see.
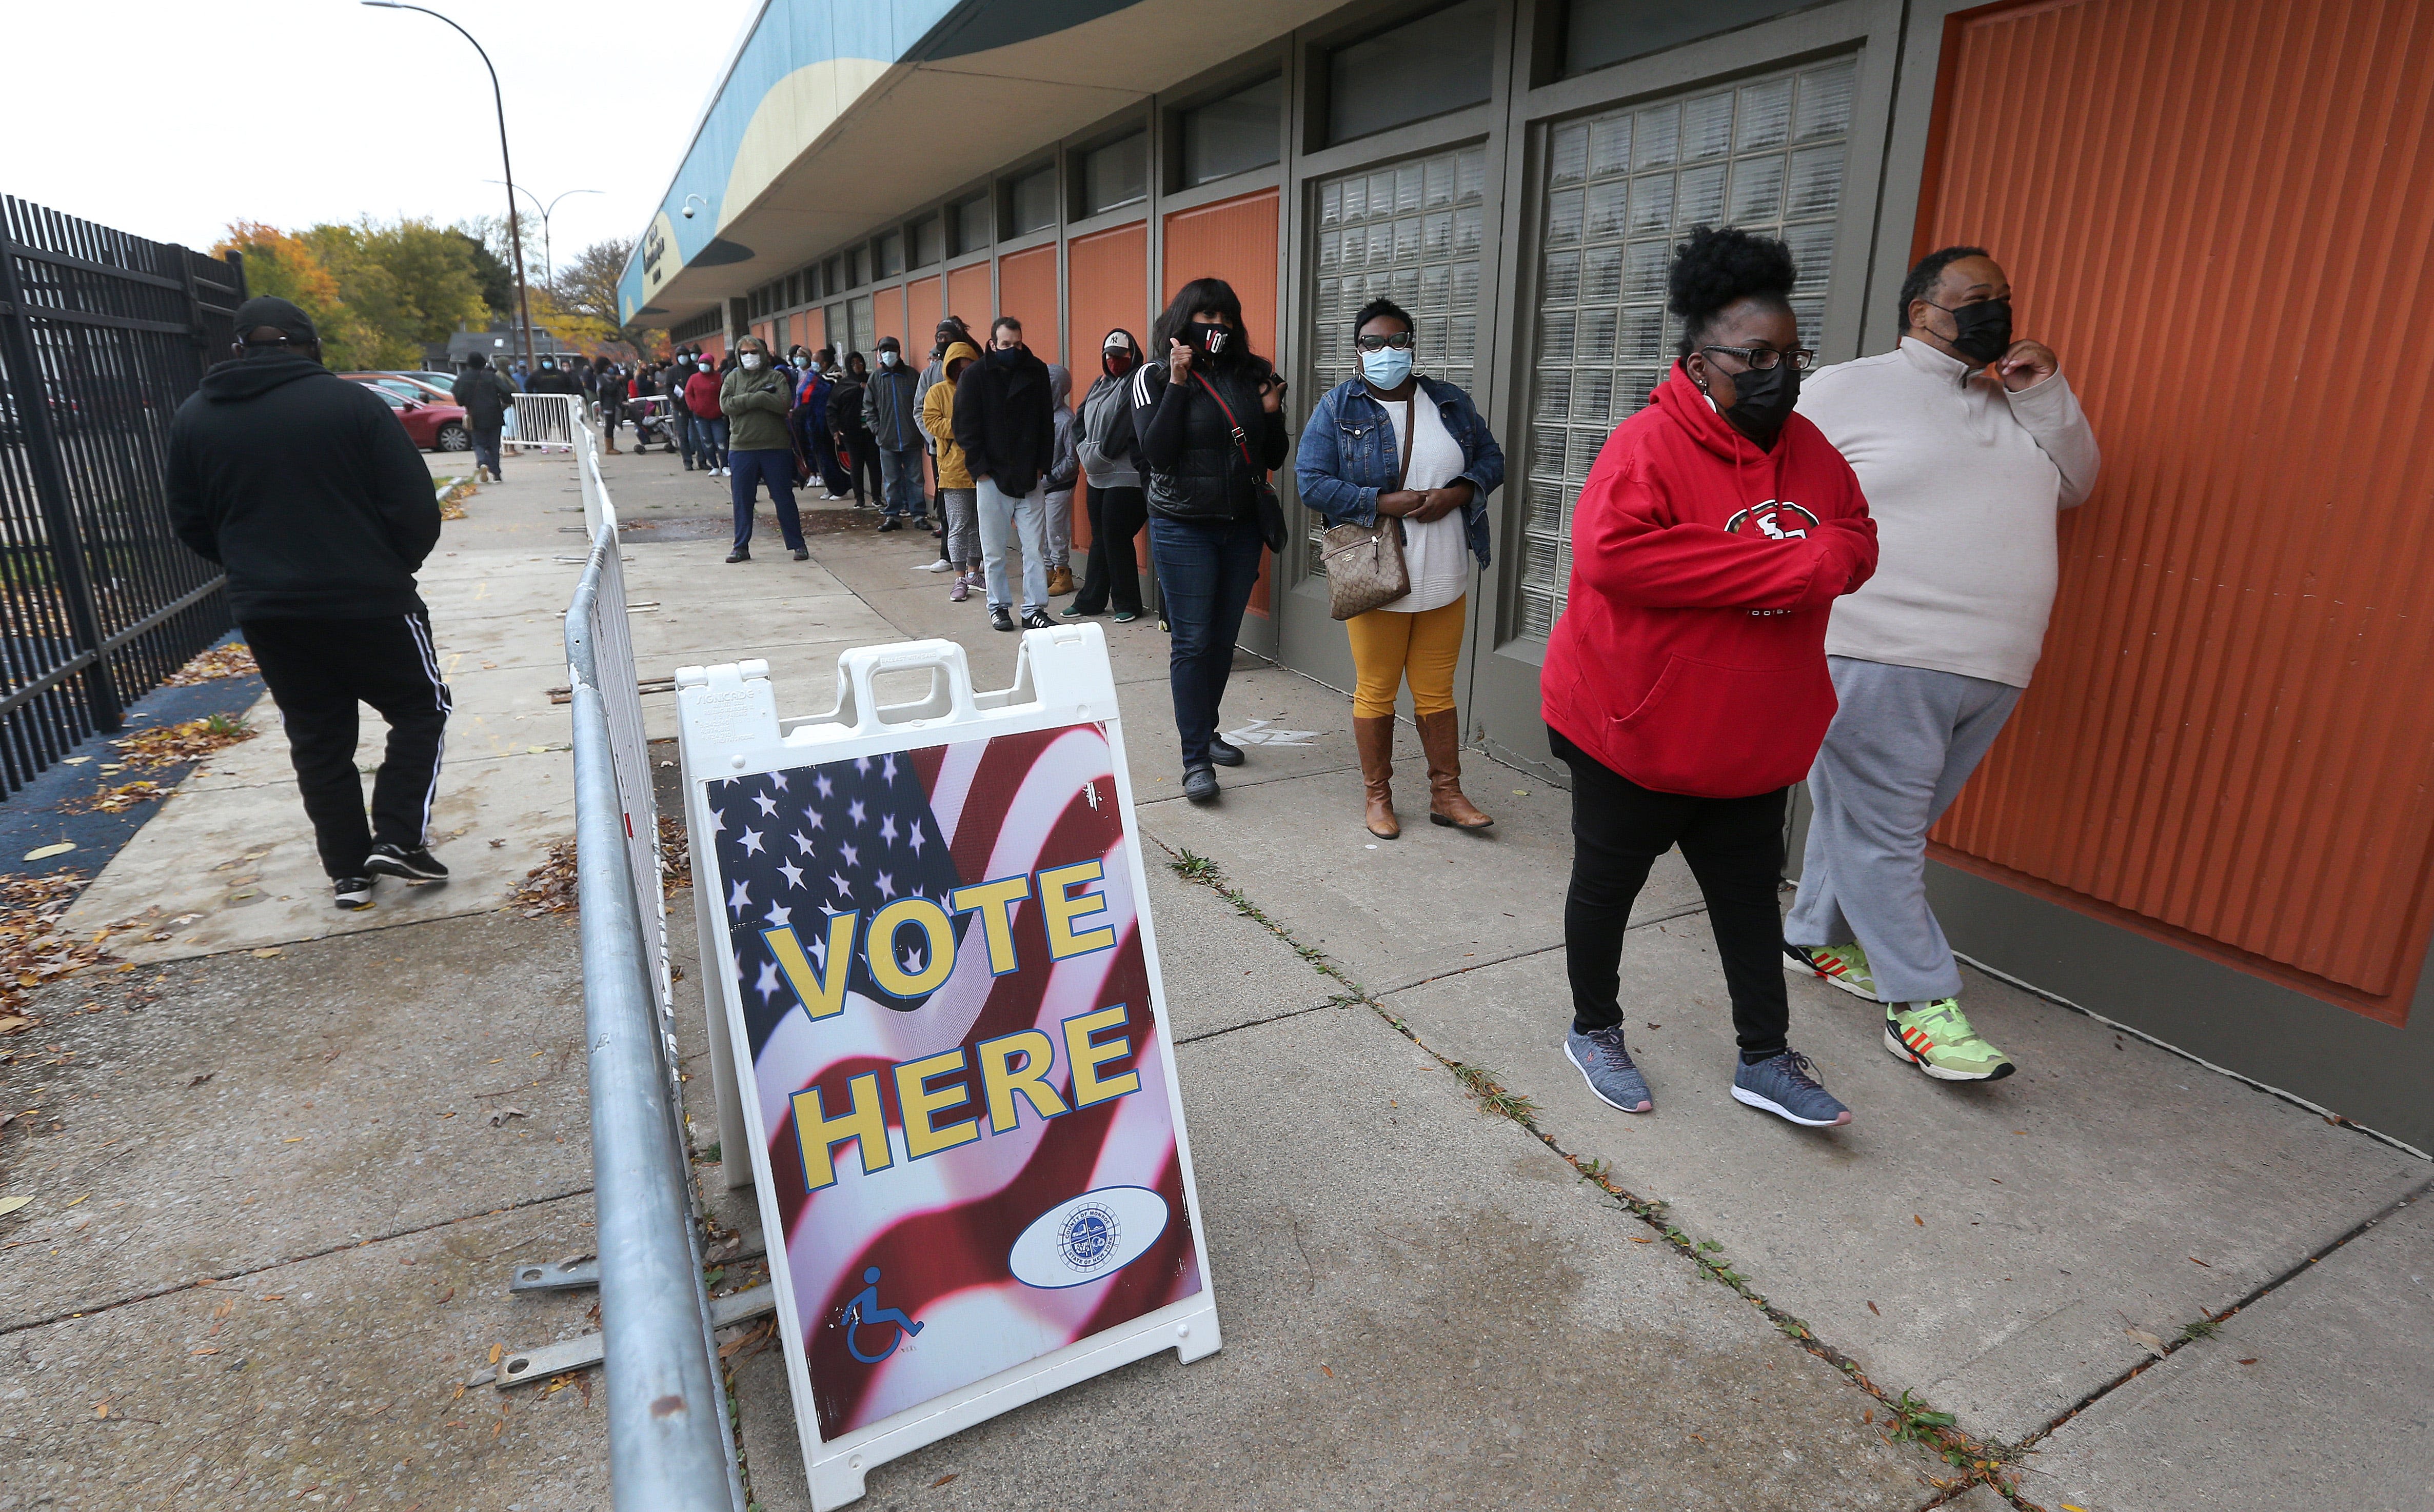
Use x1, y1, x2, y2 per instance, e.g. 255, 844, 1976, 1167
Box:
1994, 339, 2057, 392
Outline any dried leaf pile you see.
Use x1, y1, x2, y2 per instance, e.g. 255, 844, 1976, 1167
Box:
64, 780, 167, 816
162, 642, 259, 686
111, 714, 255, 772
509, 815, 692, 919
0, 871, 116, 1022
440, 478, 475, 522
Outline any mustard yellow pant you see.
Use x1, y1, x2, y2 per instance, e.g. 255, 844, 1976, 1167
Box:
1346, 595, 1466, 720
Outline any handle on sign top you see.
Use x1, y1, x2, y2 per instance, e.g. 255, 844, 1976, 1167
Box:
835, 639, 979, 734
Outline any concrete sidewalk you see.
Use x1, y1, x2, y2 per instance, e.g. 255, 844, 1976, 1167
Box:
5, 441, 2426, 1510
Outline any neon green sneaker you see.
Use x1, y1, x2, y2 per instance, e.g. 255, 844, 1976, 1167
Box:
1783, 941, 1879, 1002
1884, 999, 2015, 1082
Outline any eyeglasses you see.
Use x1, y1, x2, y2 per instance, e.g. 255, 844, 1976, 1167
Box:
1354, 331, 1415, 352
1700, 344, 1815, 371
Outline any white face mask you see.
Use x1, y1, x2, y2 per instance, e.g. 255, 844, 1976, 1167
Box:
879, 350, 898, 367
698, 362, 713, 373
741, 353, 764, 370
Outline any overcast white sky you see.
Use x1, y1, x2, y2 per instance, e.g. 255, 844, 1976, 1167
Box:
11, 0, 760, 275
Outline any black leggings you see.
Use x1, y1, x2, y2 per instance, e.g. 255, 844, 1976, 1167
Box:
838, 428, 882, 506
1073, 484, 1149, 614
1551, 727, 1790, 1057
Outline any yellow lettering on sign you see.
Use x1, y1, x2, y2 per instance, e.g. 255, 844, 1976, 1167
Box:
894, 1048, 981, 1159
866, 897, 956, 998
1039, 860, 1117, 962
791, 1072, 893, 1192
763, 914, 858, 1020
948, 874, 1032, 976
1062, 1004, 1140, 1108
976, 1029, 1070, 1133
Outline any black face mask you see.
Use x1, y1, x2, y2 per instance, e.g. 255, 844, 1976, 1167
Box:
1190, 322, 1236, 357
1936, 297, 2013, 365
1720, 361, 1801, 444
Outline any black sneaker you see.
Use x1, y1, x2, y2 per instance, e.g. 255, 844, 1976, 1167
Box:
991, 608, 1016, 632
1182, 764, 1220, 804
367, 842, 449, 882
334, 876, 375, 911
876, 518, 903, 533
1020, 609, 1054, 629
1206, 736, 1244, 768
725, 551, 749, 564
791, 547, 809, 561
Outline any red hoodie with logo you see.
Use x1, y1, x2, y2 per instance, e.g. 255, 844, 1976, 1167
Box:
1541, 363, 1877, 799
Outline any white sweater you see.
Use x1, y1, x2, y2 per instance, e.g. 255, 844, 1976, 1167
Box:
1796, 337, 2101, 688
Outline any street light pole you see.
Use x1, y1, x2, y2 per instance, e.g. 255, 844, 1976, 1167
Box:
362, 1, 533, 375
488, 183, 603, 287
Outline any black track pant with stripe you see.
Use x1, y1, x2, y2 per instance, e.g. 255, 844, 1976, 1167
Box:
245, 613, 452, 878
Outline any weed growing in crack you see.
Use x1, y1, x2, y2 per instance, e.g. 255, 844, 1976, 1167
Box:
1450, 1062, 1538, 1122
2179, 1318, 2222, 1342
1171, 848, 1217, 881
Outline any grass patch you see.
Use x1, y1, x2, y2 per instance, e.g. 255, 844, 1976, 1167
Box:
1449, 1062, 1538, 1122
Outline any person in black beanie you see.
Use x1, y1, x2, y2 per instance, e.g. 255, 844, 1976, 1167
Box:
166, 296, 453, 912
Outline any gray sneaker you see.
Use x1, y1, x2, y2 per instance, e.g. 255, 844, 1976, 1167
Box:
1731, 1049, 1851, 1127
1566, 1025, 1653, 1113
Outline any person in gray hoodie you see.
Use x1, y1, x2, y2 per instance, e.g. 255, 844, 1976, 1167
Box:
1041, 363, 1079, 596
862, 336, 928, 529
1063, 329, 1150, 620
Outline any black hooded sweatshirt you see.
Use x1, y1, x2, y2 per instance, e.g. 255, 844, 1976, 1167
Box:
166, 355, 442, 620
951, 344, 1055, 496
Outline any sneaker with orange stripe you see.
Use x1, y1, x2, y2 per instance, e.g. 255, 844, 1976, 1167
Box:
1883, 999, 2014, 1082
1783, 941, 1879, 1002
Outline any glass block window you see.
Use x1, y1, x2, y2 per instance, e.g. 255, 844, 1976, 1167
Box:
1513, 55, 1855, 641
1305, 144, 1489, 575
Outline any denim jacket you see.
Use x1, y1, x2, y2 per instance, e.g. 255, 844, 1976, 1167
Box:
1295, 375, 1502, 567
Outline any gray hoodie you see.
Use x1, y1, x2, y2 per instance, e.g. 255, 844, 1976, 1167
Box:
1076, 333, 1144, 491
1044, 364, 1078, 501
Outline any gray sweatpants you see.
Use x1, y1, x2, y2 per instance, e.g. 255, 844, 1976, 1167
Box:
1786, 656, 2021, 1004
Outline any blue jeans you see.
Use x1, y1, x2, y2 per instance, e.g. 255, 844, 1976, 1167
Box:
690, 414, 727, 468
728, 450, 804, 555
976, 478, 1047, 613
877, 445, 924, 519
1147, 514, 1263, 769
471, 425, 504, 477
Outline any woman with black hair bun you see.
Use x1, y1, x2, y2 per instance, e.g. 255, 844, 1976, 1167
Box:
1129, 276, 1290, 805
1541, 224, 1878, 1130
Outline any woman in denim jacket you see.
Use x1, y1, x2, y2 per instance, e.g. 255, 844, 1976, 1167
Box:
1296, 297, 1504, 839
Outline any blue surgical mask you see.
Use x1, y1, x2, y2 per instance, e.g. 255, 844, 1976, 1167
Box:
1361, 347, 1414, 389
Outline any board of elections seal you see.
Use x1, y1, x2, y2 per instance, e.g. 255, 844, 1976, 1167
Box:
1008, 1186, 1171, 1289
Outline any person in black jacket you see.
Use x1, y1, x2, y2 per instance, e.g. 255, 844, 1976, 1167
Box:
1130, 277, 1289, 803
595, 360, 629, 454
166, 296, 452, 911
450, 354, 514, 482
953, 316, 1058, 631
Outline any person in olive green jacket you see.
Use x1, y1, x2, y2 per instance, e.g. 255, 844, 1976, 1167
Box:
923, 340, 984, 600
720, 335, 805, 564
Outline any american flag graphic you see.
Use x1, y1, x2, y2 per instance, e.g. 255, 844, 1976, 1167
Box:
708, 721, 1204, 1439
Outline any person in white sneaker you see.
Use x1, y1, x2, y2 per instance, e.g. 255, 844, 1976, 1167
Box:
1785, 246, 2101, 1083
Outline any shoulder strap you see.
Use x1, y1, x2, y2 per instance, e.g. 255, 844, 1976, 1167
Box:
1193, 372, 1264, 476
1395, 398, 1417, 491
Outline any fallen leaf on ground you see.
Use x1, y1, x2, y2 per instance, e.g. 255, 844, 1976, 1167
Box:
488, 1343, 504, 1365
1913, 1215, 1925, 1226
112, 715, 255, 771
0, 1196, 31, 1217
2126, 1327, 2170, 1359
63, 781, 167, 815
2237, 1357, 2258, 1364
187, 1072, 214, 1088
489, 1107, 529, 1128
929, 1475, 958, 1489
250, 948, 282, 959
0, 1017, 34, 1035
1627, 1236, 1652, 1244
2188, 1256, 2212, 1267
65, 1194, 86, 1207
164, 643, 258, 685
1867, 1301, 1881, 1316
22, 844, 75, 862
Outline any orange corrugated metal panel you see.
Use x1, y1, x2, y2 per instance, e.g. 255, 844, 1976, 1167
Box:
1920, 0, 2434, 1023
905, 275, 941, 337
997, 246, 1060, 364
945, 263, 992, 334
1164, 190, 1282, 615
872, 286, 905, 354
1066, 224, 1151, 553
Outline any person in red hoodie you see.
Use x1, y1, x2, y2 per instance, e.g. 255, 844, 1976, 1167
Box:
683, 355, 728, 474
1541, 226, 1877, 1128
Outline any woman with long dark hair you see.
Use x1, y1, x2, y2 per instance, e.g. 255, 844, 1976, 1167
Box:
1129, 277, 1289, 804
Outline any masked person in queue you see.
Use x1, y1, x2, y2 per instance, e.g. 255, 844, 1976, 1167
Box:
166, 297, 452, 912
1783, 247, 2100, 1083
720, 335, 807, 564
1130, 277, 1289, 805
595, 360, 629, 454
1065, 329, 1151, 621
864, 336, 928, 531
1542, 226, 1876, 1127
953, 316, 1057, 631
923, 339, 985, 602
1296, 296, 1503, 839
451, 353, 514, 483
526, 356, 580, 396
684, 353, 727, 474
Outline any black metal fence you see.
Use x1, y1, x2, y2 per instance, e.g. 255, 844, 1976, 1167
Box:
0, 196, 245, 799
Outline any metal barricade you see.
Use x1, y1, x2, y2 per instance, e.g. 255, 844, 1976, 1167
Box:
563, 423, 743, 1510
511, 390, 586, 450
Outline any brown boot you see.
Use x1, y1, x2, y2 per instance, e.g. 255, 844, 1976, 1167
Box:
1418, 709, 1494, 830
1047, 566, 1075, 596
1353, 715, 1399, 839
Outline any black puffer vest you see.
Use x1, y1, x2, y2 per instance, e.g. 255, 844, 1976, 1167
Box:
1134, 361, 1275, 523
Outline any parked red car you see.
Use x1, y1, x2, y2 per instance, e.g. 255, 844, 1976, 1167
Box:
354, 381, 470, 453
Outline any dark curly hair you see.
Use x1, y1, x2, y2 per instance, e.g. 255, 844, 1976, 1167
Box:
1897, 245, 1990, 338
1667, 225, 1798, 358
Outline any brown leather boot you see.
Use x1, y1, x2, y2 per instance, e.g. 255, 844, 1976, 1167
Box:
1353, 715, 1399, 839
1418, 709, 1494, 830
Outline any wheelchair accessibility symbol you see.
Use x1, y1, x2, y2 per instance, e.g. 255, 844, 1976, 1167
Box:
841, 1267, 923, 1364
